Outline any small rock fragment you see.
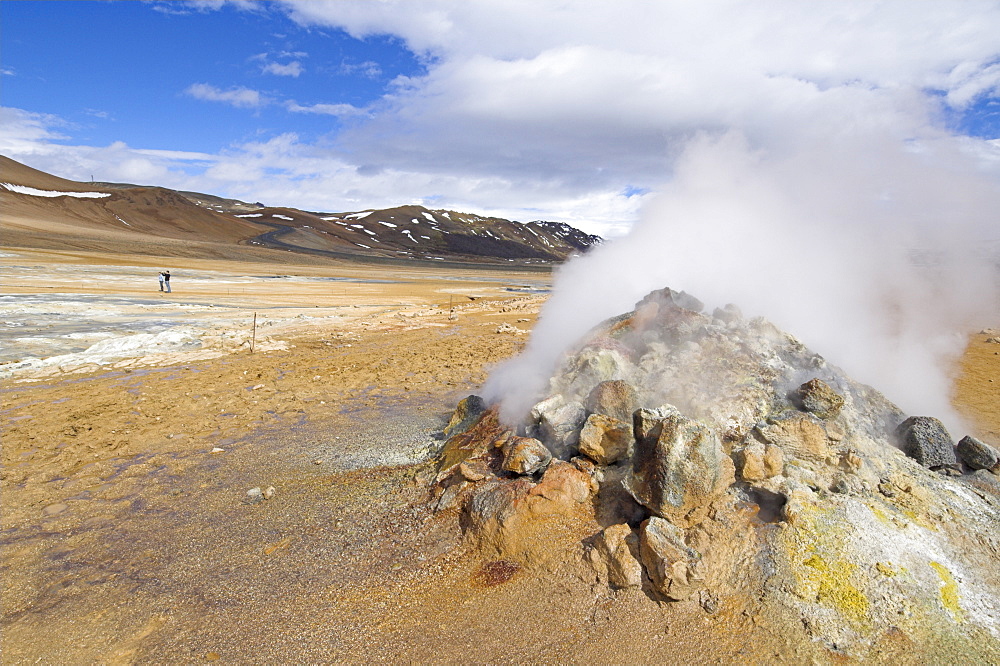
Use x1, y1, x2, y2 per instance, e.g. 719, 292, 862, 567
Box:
210, 447, 225, 454
42, 503, 68, 516
502, 437, 552, 476
792, 378, 845, 420
734, 442, 782, 481
496, 322, 526, 335
589, 523, 643, 589
458, 458, 493, 482
263, 486, 276, 500
246, 487, 264, 504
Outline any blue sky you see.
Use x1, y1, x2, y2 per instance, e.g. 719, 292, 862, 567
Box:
3, 1, 1000, 236
3, 1, 422, 155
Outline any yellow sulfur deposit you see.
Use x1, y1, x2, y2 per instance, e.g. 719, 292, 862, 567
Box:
929, 561, 964, 622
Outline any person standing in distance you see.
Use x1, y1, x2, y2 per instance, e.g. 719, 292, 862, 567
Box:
158, 271, 165, 291
163, 270, 171, 293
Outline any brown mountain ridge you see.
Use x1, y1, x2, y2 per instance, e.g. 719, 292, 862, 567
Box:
0, 155, 601, 267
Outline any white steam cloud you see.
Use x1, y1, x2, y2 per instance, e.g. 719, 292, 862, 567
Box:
484, 128, 1000, 432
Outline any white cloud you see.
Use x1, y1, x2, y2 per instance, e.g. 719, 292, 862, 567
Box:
264, 0, 1000, 235
8, 2, 1000, 238
339, 60, 382, 79
262, 60, 304, 77
0, 111, 632, 232
0, 107, 70, 154
285, 101, 365, 117
185, 83, 268, 108
151, 0, 259, 15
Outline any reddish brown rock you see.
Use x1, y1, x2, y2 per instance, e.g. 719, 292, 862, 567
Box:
438, 407, 510, 473
462, 461, 596, 566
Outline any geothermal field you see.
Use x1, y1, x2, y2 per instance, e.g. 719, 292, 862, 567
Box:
1, 156, 1000, 663
6, 2, 1000, 662
2, 239, 1000, 662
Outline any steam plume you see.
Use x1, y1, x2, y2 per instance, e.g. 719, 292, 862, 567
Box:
485, 130, 1000, 431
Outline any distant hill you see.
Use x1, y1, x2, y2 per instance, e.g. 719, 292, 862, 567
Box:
0, 155, 601, 267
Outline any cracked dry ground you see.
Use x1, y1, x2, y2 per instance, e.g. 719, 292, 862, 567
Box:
3, 301, 999, 663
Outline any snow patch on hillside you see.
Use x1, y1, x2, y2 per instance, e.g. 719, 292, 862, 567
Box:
2, 183, 111, 198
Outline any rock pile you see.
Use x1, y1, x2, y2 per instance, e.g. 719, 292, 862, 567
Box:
430, 287, 1000, 656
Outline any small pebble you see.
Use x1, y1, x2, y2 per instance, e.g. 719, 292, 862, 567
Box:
246, 487, 264, 504
210, 447, 225, 454
263, 486, 276, 500
313, 459, 323, 465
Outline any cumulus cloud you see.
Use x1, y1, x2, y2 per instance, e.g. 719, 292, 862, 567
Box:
185, 83, 268, 108
151, 0, 260, 15
262, 60, 304, 77
0, 107, 71, 155
266, 0, 1000, 236
338, 59, 382, 79
9, 2, 1000, 237
1, 110, 617, 228
285, 101, 365, 117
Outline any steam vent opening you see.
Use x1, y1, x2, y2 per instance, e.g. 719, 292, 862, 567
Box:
432, 285, 1000, 656
747, 487, 786, 524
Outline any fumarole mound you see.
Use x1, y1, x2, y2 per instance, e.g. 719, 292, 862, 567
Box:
431, 287, 1000, 658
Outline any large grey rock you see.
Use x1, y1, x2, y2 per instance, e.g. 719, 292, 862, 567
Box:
578, 413, 632, 465
956, 435, 999, 471
640, 516, 703, 601
895, 416, 957, 468
585, 379, 639, 422
532, 396, 587, 458
627, 412, 735, 527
